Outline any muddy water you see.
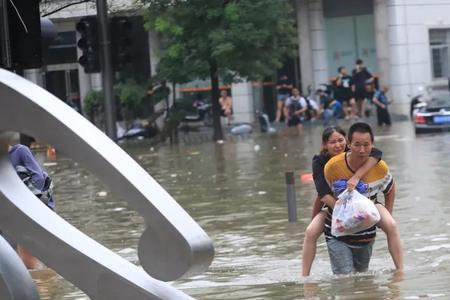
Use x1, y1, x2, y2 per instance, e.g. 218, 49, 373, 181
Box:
31, 121, 450, 299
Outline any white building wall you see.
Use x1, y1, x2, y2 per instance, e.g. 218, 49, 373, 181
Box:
374, 0, 391, 87
296, 0, 314, 95
387, 0, 450, 113
148, 32, 160, 78
296, 0, 329, 93
308, 0, 329, 90
23, 69, 44, 87
231, 81, 254, 124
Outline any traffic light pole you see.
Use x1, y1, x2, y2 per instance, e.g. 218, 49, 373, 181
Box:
96, 0, 117, 141
0, 0, 12, 69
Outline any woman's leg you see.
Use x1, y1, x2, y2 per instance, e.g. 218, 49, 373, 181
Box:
227, 111, 233, 125
376, 204, 403, 270
302, 211, 326, 276
349, 98, 357, 118
275, 100, 284, 122
296, 123, 304, 135
311, 196, 323, 219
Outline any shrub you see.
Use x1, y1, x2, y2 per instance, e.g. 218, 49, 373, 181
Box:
83, 90, 104, 117
114, 80, 146, 112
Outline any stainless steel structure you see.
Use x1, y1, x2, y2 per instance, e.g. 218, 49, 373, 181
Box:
0, 68, 214, 299
0, 236, 40, 300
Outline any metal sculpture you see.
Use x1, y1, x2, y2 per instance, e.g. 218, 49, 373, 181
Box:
0, 236, 40, 300
0, 68, 214, 299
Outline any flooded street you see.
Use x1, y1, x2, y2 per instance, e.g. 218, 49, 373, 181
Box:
31, 120, 450, 299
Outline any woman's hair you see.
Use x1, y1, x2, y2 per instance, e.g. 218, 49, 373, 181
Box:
320, 126, 346, 154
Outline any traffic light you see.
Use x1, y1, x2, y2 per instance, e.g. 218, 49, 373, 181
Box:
76, 16, 100, 73
110, 16, 132, 71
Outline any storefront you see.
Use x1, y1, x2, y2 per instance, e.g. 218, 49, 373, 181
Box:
323, 0, 377, 76
295, 0, 450, 114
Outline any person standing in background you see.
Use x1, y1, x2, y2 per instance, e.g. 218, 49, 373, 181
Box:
285, 87, 308, 133
372, 85, 392, 126
351, 59, 374, 118
219, 89, 233, 126
275, 74, 293, 122
334, 66, 355, 120
1, 132, 55, 269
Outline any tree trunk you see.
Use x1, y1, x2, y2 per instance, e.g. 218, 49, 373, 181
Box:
209, 60, 223, 141
172, 81, 178, 141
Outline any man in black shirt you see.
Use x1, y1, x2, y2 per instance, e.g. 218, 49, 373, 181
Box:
275, 74, 293, 122
351, 59, 374, 118
335, 66, 355, 120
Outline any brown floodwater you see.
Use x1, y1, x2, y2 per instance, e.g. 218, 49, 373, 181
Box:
30, 120, 450, 299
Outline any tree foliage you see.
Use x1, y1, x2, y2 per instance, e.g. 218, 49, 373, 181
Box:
114, 79, 146, 111
142, 0, 296, 82
83, 89, 104, 117
141, 0, 297, 139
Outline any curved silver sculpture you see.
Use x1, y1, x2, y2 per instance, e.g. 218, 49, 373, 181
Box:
0, 68, 214, 299
0, 236, 40, 300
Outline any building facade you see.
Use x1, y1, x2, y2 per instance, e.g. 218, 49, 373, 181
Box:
28, 1, 260, 125
38, 1, 450, 123
37, 1, 152, 111
296, 0, 450, 114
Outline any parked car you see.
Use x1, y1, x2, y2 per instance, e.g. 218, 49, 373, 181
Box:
414, 90, 450, 134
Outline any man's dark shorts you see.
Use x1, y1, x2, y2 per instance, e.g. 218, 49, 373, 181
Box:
220, 108, 233, 117
354, 90, 366, 101
337, 95, 353, 105
277, 93, 290, 103
287, 116, 303, 127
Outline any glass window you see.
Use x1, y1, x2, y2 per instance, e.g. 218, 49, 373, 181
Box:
430, 29, 450, 79
45, 31, 77, 65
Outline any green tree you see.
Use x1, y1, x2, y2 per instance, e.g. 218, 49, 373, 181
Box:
142, 0, 297, 140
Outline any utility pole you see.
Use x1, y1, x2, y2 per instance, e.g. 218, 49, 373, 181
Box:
1, 0, 36, 145
96, 0, 117, 141
0, 0, 12, 69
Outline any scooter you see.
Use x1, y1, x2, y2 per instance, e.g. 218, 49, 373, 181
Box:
257, 112, 276, 133
183, 103, 213, 126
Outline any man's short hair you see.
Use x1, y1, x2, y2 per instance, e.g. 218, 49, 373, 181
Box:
337, 66, 345, 73
348, 122, 374, 143
356, 59, 363, 65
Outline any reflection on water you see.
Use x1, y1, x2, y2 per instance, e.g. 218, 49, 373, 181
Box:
31, 121, 450, 299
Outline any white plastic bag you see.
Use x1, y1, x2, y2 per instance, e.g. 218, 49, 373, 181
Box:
331, 189, 380, 237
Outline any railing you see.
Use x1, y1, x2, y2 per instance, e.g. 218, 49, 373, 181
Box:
0, 68, 214, 299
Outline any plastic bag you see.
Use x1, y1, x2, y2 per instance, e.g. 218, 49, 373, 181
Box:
331, 189, 380, 237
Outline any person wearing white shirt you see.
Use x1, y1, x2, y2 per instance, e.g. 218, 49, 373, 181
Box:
284, 87, 308, 132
